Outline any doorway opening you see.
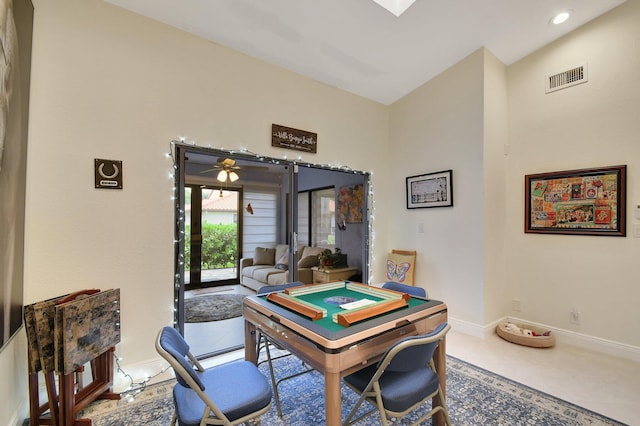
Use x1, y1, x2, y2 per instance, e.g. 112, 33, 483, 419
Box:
174, 144, 370, 358
185, 185, 240, 289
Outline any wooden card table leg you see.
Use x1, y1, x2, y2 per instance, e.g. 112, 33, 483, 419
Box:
244, 321, 258, 363
432, 339, 447, 426
324, 372, 341, 426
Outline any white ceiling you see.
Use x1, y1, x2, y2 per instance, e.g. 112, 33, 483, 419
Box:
103, 0, 625, 105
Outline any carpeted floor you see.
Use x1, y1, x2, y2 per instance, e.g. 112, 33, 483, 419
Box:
54, 354, 626, 426
184, 293, 245, 322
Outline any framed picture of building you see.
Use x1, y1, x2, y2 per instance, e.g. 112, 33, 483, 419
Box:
406, 170, 453, 209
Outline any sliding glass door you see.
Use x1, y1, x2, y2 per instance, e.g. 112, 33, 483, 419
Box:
174, 144, 370, 355
297, 187, 336, 249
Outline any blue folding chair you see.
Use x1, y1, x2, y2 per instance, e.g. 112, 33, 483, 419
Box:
156, 326, 272, 426
382, 281, 427, 298
342, 323, 452, 426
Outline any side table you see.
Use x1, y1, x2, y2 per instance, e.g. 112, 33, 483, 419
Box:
312, 266, 358, 283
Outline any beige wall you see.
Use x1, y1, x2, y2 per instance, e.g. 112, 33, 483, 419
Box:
388, 0, 640, 345
505, 1, 640, 346
0, 0, 389, 423
2, 0, 639, 424
388, 50, 485, 324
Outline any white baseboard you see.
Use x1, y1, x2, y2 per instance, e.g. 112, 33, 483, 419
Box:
8, 404, 24, 426
448, 316, 493, 339
449, 316, 640, 364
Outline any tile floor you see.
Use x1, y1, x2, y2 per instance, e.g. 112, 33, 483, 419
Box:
446, 329, 639, 425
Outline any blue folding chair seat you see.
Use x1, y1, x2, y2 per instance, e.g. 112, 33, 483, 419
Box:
342, 322, 451, 426
156, 326, 272, 426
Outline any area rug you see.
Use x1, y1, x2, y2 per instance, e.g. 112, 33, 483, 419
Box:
51, 355, 626, 426
184, 293, 245, 322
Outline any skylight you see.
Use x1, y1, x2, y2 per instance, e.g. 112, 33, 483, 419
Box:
371, 0, 417, 17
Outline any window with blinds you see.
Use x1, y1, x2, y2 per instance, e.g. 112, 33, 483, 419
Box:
242, 188, 279, 257
297, 192, 310, 246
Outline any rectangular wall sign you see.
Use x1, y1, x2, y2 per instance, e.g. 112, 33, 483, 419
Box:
272, 124, 317, 153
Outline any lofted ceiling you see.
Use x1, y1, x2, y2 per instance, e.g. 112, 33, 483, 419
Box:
104, 0, 625, 105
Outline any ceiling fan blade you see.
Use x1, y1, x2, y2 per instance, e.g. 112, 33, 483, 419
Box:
200, 167, 220, 173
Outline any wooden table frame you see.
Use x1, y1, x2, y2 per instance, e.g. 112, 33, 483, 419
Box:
244, 294, 448, 426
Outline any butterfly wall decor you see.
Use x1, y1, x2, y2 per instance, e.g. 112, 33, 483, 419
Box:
386, 250, 416, 285
386, 260, 411, 283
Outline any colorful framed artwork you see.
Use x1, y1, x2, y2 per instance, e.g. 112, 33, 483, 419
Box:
406, 170, 453, 209
338, 184, 364, 223
524, 165, 626, 236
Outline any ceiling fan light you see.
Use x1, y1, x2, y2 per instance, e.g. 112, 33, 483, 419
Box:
216, 170, 228, 182
229, 171, 239, 182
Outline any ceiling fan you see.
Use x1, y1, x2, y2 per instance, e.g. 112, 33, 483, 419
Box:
200, 157, 241, 182
199, 157, 269, 182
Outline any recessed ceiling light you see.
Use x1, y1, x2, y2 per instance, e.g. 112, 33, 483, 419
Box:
371, 0, 417, 17
551, 11, 571, 25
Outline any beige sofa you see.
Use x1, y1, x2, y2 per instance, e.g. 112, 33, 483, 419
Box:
240, 244, 325, 292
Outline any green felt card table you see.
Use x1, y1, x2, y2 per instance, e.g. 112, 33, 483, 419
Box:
243, 281, 448, 426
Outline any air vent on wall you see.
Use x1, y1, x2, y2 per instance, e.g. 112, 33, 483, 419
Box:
545, 62, 588, 93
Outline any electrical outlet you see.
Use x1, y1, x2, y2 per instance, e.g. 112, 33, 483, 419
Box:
570, 309, 581, 325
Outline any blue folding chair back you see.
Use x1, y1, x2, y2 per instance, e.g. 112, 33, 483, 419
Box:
342, 322, 452, 426
382, 281, 427, 298
156, 326, 272, 426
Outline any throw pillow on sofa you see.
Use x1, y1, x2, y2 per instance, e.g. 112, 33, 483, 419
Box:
298, 255, 319, 268
275, 252, 289, 270
254, 247, 276, 265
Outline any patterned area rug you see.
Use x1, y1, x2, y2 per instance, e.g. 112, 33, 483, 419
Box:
51, 355, 626, 426
184, 293, 245, 322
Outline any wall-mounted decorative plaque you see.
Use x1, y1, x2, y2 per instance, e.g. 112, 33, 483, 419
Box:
94, 158, 123, 189
272, 124, 317, 153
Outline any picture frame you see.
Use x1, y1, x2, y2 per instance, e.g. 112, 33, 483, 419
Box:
406, 170, 453, 209
524, 165, 626, 236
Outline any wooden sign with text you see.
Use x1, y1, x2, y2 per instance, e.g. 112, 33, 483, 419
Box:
272, 124, 317, 153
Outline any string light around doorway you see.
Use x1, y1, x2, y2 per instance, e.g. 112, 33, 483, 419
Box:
166, 138, 376, 325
